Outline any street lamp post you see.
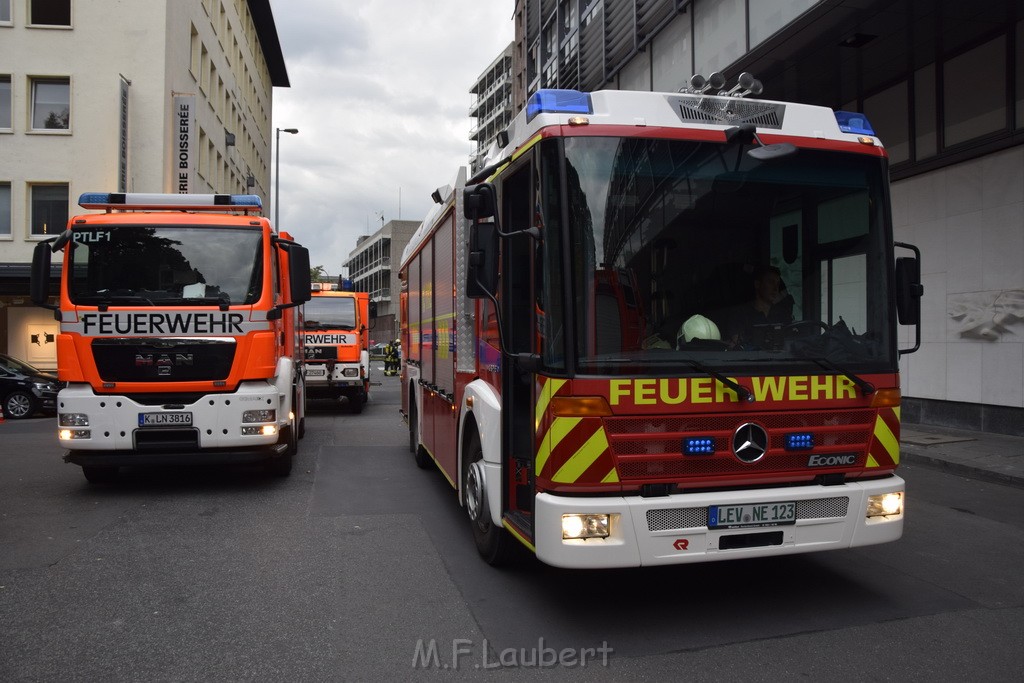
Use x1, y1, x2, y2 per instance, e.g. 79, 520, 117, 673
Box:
274, 127, 299, 228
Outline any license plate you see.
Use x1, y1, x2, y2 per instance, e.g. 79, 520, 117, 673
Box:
708, 501, 796, 529
138, 412, 193, 427
305, 368, 326, 376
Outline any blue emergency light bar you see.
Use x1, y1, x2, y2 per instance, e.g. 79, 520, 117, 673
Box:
78, 192, 263, 210
526, 89, 594, 122
834, 111, 876, 136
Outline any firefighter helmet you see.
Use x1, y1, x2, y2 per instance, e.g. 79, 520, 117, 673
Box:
679, 314, 721, 344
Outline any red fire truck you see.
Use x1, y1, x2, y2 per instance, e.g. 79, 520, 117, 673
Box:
400, 78, 922, 568
303, 281, 374, 412
30, 192, 312, 482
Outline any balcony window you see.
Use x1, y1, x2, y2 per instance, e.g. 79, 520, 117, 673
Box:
0, 182, 11, 237
0, 75, 11, 129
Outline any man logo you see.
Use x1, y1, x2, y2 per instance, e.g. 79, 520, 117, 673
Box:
807, 454, 857, 467
732, 423, 768, 463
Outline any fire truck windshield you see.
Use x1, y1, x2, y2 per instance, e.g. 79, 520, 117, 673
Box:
555, 136, 895, 376
304, 295, 357, 330
66, 225, 263, 306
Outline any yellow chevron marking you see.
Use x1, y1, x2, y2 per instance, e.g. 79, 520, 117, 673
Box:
536, 416, 581, 474
874, 414, 900, 465
601, 468, 620, 483
535, 378, 566, 432
866, 454, 880, 468
552, 427, 609, 483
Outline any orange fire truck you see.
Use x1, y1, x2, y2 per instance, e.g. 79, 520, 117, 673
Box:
302, 281, 374, 412
30, 192, 312, 483
400, 77, 923, 568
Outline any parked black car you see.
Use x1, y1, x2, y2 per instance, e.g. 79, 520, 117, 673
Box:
0, 353, 60, 419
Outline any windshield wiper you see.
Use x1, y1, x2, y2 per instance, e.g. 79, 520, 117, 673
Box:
679, 357, 754, 403
805, 356, 875, 396
179, 296, 230, 310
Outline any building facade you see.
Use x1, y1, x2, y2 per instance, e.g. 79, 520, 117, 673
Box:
344, 220, 420, 344
506, 0, 1024, 433
470, 43, 515, 175
0, 0, 287, 368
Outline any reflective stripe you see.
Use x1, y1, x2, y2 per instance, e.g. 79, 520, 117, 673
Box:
867, 407, 900, 468
536, 415, 580, 474
535, 377, 566, 432
552, 427, 609, 483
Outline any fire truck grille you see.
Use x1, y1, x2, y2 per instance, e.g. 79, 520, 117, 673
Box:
607, 410, 874, 480
646, 497, 849, 531
92, 338, 236, 382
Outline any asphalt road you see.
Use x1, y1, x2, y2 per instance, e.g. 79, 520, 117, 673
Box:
1, 374, 1022, 681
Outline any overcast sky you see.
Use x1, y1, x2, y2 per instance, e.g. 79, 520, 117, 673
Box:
268, 0, 515, 276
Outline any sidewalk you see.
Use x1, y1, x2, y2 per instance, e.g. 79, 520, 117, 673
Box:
900, 422, 1024, 488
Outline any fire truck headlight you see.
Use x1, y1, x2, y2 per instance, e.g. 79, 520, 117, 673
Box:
242, 409, 276, 423
59, 428, 91, 440
59, 413, 90, 427
867, 492, 904, 518
561, 513, 610, 540
342, 368, 359, 377
240, 424, 277, 436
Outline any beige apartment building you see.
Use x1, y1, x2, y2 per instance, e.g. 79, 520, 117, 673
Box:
0, 0, 287, 368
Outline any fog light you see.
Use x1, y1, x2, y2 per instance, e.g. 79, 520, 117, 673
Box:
343, 367, 358, 377
262, 425, 277, 436
562, 513, 610, 540
867, 492, 903, 518
59, 428, 91, 440
242, 409, 276, 423
59, 413, 90, 427
241, 426, 262, 435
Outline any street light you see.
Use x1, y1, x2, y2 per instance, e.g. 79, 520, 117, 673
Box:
274, 127, 299, 229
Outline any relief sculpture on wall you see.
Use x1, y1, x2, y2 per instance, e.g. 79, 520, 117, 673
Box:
949, 289, 1024, 340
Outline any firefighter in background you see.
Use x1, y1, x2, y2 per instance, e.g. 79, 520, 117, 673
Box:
384, 338, 400, 376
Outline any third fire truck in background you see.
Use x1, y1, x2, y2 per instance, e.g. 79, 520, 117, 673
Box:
400, 76, 923, 568
302, 281, 374, 413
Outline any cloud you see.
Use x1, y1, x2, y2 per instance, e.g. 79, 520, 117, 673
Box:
268, 0, 514, 272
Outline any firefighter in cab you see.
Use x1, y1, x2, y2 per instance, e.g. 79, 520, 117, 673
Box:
384, 339, 401, 376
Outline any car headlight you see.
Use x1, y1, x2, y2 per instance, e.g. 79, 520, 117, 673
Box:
33, 381, 57, 392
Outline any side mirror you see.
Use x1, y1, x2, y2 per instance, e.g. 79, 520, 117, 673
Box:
895, 255, 922, 325
466, 221, 499, 298
288, 245, 312, 304
369, 301, 378, 319
464, 182, 498, 220
31, 240, 59, 310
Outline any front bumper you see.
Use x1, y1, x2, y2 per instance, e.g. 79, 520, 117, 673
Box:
533, 475, 904, 568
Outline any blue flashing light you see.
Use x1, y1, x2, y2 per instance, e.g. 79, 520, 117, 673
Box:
683, 437, 715, 455
79, 192, 121, 206
834, 111, 876, 136
340, 278, 354, 291
221, 194, 263, 208
526, 89, 593, 122
785, 432, 815, 451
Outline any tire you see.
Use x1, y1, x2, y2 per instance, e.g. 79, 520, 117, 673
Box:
82, 466, 118, 484
463, 433, 516, 566
265, 452, 293, 477
4, 389, 37, 420
409, 396, 431, 469
349, 394, 364, 414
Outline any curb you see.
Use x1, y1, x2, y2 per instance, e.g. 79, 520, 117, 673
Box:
901, 448, 1024, 489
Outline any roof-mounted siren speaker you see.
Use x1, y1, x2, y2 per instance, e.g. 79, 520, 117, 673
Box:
682, 71, 726, 95
723, 72, 763, 98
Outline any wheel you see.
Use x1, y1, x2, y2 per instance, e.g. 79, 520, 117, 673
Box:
349, 394, 364, 414
3, 389, 37, 419
409, 397, 431, 469
82, 466, 118, 484
265, 452, 293, 477
463, 433, 516, 566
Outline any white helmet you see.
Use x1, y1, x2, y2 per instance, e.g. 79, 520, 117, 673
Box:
678, 314, 721, 344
